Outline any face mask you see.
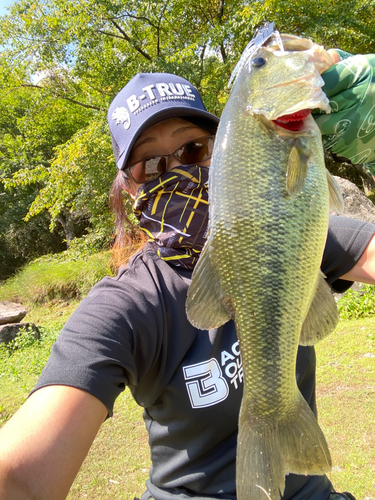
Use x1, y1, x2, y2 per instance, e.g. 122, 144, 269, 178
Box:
133, 164, 209, 269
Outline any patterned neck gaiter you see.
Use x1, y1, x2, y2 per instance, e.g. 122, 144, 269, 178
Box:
133, 164, 209, 269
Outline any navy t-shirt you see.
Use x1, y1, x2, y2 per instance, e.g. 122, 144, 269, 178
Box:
31, 215, 375, 500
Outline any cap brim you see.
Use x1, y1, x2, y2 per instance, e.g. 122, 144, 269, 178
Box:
117, 107, 219, 170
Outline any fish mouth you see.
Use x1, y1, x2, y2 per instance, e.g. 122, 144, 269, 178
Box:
272, 109, 311, 131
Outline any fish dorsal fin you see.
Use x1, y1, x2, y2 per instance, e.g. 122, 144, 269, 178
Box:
286, 138, 310, 195
326, 170, 344, 214
299, 271, 339, 346
186, 240, 232, 330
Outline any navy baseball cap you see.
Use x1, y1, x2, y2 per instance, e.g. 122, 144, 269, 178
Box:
107, 73, 220, 170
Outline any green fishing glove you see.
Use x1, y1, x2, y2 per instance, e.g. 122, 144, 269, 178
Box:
313, 50, 375, 175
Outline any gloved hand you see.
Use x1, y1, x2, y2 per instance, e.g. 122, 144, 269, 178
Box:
312, 50, 375, 175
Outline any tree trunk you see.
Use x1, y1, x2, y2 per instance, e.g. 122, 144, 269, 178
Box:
56, 213, 76, 247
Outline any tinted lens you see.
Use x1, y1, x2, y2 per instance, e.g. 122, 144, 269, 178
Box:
178, 137, 213, 165
127, 136, 214, 184
143, 156, 167, 182
128, 161, 146, 184
128, 156, 166, 184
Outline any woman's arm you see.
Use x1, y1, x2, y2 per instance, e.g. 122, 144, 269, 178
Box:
0, 385, 107, 500
340, 234, 375, 285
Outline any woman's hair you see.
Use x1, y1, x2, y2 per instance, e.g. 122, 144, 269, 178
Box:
109, 116, 217, 265
109, 170, 146, 266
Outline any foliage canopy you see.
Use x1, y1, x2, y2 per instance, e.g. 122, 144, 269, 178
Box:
0, 0, 374, 277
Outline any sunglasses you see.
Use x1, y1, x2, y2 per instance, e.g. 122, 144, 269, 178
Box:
124, 135, 215, 184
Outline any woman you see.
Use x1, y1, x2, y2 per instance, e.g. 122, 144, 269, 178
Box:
0, 61, 375, 499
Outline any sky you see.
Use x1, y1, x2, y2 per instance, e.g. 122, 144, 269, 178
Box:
0, 0, 12, 16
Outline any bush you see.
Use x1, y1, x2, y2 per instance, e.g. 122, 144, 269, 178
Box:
0, 325, 41, 358
338, 284, 375, 320
0, 251, 115, 304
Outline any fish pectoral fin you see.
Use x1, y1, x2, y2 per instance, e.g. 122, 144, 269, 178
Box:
326, 169, 344, 214
286, 138, 310, 195
236, 393, 331, 500
186, 242, 232, 330
300, 271, 339, 346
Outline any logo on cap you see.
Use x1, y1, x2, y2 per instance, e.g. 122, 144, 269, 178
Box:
112, 107, 131, 130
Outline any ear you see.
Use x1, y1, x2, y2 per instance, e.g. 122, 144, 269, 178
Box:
121, 174, 137, 199
123, 184, 137, 200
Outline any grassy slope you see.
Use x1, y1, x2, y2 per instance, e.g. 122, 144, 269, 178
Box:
0, 303, 374, 499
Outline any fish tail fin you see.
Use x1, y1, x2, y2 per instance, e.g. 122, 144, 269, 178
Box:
237, 393, 331, 500
237, 411, 285, 500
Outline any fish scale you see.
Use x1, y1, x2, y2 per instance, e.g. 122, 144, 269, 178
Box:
186, 32, 343, 500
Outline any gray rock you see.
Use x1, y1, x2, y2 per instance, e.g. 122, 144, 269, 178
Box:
0, 322, 40, 344
333, 176, 375, 224
0, 301, 27, 325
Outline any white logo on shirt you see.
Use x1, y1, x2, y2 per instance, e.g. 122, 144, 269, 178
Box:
183, 358, 229, 409
221, 341, 243, 390
183, 341, 243, 408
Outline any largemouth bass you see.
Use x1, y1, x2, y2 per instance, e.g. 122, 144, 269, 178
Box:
186, 25, 343, 500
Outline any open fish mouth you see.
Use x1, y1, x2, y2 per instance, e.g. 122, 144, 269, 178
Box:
273, 109, 311, 131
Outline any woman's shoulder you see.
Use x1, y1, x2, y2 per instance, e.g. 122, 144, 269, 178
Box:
85, 245, 191, 309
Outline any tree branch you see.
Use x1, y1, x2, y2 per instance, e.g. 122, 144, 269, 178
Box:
219, 42, 227, 63
19, 84, 104, 111
217, 0, 225, 20
109, 19, 152, 61
216, 0, 227, 62
199, 44, 206, 83
122, 11, 159, 30
156, 1, 170, 56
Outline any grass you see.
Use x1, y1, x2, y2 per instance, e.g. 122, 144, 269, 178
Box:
316, 318, 375, 499
0, 302, 151, 499
0, 251, 115, 304
67, 391, 150, 500
0, 299, 374, 498
338, 284, 375, 320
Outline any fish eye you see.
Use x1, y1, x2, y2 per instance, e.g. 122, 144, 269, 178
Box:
251, 57, 267, 68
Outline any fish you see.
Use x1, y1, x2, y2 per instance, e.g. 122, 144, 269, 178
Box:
186, 24, 344, 500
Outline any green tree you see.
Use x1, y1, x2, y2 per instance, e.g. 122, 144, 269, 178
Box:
0, 0, 374, 277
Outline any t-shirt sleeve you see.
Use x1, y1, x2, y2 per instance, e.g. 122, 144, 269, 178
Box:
30, 258, 162, 416
322, 214, 375, 292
